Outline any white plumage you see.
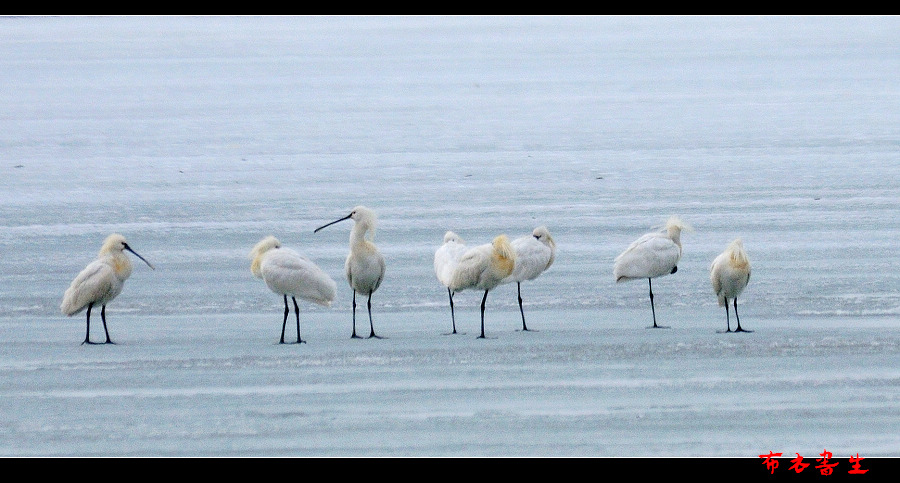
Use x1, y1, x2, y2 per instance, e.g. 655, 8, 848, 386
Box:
710, 238, 752, 333
434, 231, 468, 334
501, 226, 556, 331
315, 205, 386, 339
250, 236, 337, 344
613, 216, 690, 328
60, 233, 154, 344
449, 234, 516, 339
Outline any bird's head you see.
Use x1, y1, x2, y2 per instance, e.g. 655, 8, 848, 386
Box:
443, 231, 463, 244
250, 235, 280, 277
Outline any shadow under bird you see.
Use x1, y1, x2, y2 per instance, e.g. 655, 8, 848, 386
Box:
613, 216, 690, 329
250, 236, 337, 344
710, 238, 752, 333
314, 206, 386, 339
434, 231, 468, 335
449, 234, 516, 339
60, 234, 155, 345
501, 226, 556, 332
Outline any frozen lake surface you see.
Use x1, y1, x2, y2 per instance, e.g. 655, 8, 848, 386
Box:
0, 15, 898, 458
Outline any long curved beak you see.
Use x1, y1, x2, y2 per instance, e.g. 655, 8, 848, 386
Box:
124, 244, 155, 270
314, 213, 352, 233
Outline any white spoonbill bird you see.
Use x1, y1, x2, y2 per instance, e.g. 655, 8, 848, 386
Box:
613, 216, 691, 329
314, 206, 386, 339
710, 238, 752, 333
434, 231, 468, 335
250, 236, 337, 344
60, 234, 155, 345
449, 235, 516, 339
501, 226, 556, 332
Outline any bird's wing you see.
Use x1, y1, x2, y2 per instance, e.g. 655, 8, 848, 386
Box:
370, 250, 386, 294
345, 243, 385, 295
60, 260, 115, 315
262, 249, 337, 306
614, 233, 655, 263
434, 241, 466, 286
709, 253, 726, 303
449, 245, 490, 292
614, 234, 680, 281
504, 237, 551, 283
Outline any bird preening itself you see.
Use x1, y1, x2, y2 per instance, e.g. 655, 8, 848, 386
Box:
710, 238, 752, 333
449, 234, 516, 339
60, 234, 155, 345
434, 231, 468, 335
314, 206, 386, 339
614, 216, 690, 329
501, 226, 556, 332
250, 236, 337, 344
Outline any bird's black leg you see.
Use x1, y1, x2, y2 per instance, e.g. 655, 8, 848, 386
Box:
101, 305, 115, 344
725, 301, 732, 332
292, 296, 305, 344
280, 294, 289, 343
351, 291, 361, 338
517, 282, 536, 332
367, 293, 384, 339
82, 303, 94, 345
444, 288, 460, 335
734, 298, 752, 333
716, 299, 734, 333
478, 290, 489, 339
517, 282, 527, 331
647, 278, 668, 329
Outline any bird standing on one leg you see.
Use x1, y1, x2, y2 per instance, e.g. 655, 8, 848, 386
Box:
60, 234, 155, 345
501, 226, 556, 332
710, 238, 752, 333
250, 236, 336, 344
449, 234, 516, 339
315, 206, 386, 339
613, 216, 690, 329
434, 231, 468, 335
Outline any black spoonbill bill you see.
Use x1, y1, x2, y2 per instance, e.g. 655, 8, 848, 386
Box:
613, 216, 690, 329
250, 236, 337, 344
710, 238, 752, 333
60, 234, 154, 345
501, 226, 556, 332
434, 231, 468, 335
314, 206, 386, 339
449, 234, 516, 339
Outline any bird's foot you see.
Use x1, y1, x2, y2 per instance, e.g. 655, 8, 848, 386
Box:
735, 328, 754, 333
519, 327, 538, 332
716, 329, 733, 334
368, 333, 386, 339
647, 325, 670, 329
442, 331, 464, 336
351, 333, 364, 339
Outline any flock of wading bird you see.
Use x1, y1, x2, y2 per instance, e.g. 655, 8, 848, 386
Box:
60, 206, 753, 345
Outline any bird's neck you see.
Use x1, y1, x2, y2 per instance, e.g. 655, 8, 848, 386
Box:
492, 249, 515, 278
668, 229, 682, 248
250, 253, 264, 278
111, 253, 133, 279
730, 249, 750, 269
350, 223, 373, 246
